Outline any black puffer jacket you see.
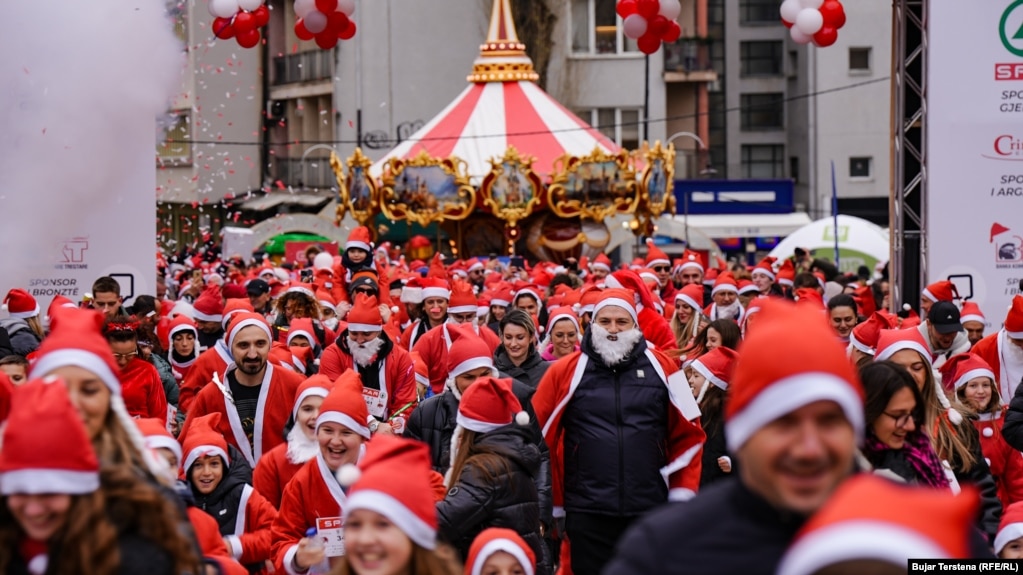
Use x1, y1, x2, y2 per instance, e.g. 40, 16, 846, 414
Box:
948, 418, 1003, 541
999, 376, 1023, 451
437, 425, 551, 575
0, 319, 40, 358
494, 346, 550, 389
190, 445, 252, 536
699, 418, 735, 487
405, 379, 553, 526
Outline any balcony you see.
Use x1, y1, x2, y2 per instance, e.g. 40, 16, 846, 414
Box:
273, 156, 338, 190
663, 38, 718, 83
272, 50, 335, 86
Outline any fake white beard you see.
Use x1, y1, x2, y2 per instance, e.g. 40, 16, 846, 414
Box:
1006, 337, 1023, 365
590, 323, 643, 366
715, 300, 741, 320
286, 424, 320, 464
446, 316, 479, 333
348, 336, 385, 367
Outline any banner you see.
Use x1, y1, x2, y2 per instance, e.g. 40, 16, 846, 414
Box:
929, 0, 1023, 330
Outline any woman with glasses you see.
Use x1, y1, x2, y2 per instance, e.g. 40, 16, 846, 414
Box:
102, 316, 168, 422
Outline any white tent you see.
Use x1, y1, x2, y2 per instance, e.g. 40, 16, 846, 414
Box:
769, 215, 890, 273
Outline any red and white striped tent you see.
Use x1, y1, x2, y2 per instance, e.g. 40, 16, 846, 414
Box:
370, 0, 620, 184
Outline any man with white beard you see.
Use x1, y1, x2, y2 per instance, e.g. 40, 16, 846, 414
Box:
317, 293, 418, 435
704, 272, 744, 323
976, 295, 1023, 413
532, 288, 706, 575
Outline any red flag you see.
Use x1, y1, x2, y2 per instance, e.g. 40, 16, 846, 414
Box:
991, 223, 1011, 243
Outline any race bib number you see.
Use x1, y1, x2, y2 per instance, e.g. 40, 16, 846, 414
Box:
362, 387, 387, 419
316, 517, 345, 557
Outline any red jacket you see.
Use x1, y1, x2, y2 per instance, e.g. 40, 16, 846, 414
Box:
973, 331, 1023, 402
187, 507, 249, 575
318, 335, 418, 425
412, 323, 501, 395
119, 358, 168, 422
221, 485, 278, 569
974, 411, 1023, 509
179, 341, 234, 413
180, 363, 304, 468
638, 306, 678, 352
253, 442, 306, 509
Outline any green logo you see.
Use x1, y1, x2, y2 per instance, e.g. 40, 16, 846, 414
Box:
1001, 0, 1023, 57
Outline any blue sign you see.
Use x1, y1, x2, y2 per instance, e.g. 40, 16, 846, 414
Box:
673, 179, 794, 215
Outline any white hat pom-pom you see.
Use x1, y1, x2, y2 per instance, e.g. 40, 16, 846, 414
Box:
514, 411, 530, 426
902, 303, 912, 311
0, 304, 6, 312
337, 463, 362, 487
390, 306, 399, 314
983, 427, 994, 438
947, 407, 963, 426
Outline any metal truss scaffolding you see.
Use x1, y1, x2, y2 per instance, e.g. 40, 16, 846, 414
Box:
890, 0, 927, 311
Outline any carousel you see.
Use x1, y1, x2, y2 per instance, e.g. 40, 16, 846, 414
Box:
330, 0, 679, 263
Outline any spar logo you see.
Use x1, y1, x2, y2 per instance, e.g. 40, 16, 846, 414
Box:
997, 1, 1023, 79
984, 134, 1023, 160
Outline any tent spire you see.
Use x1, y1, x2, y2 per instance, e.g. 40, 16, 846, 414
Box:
467, 0, 539, 84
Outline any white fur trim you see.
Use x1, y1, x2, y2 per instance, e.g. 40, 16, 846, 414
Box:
691, 359, 728, 390
678, 261, 703, 272
996, 522, 1023, 554
711, 283, 738, 295
470, 539, 535, 575
667, 487, 696, 502
725, 373, 864, 452
514, 289, 542, 304
224, 534, 244, 560
777, 521, 948, 575
491, 297, 511, 307
647, 258, 670, 268
192, 309, 223, 323
449, 356, 495, 379
7, 303, 40, 320
287, 329, 316, 347
456, 411, 506, 434
286, 286, 316, 299
344, 489, 436, 550
183, 445, 230, 474
401, 287, 424, 304
31, 349, 120, 394
752, 268, 776, 280
674, 293, 702, 312
739, 284, 760, 295
848, 332, 875, 356
293, 386, 331, 419
590, 262, 611, 272
1008, 330, 1023, 339
144, 435, 183, 464
422, 287, 451, 300
448, 305, 478, 314
316, 411, 371, 440
874, 340, 932, 364
347, 323, 383, 333
169, 323, 198, 340
283, 544, 302, 575
921, 288, 937, 303
0, 469, 99, 495
951, 368, 996, 390
227, 318, 272, 349
346, 240, 372, 252
593, 297, 638, 324
960, 314, 985, 324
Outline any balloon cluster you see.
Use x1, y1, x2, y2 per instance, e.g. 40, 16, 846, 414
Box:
209, 0, 270, 49
780, 0, 846, 47
295, 0, 357, 50
616, 0, 683, 55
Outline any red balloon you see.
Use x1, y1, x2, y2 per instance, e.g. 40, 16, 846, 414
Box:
338, 20, 356, 40
212, 17, 236, 39
327, 11, 349, 34
662, 21, 682, 43
253, 5, 270, 27
813, 26, 839, 47
316, 0, 338, 13
819, 0, 846, 29
236, 29, 260, 48
616, 0, 638, 18
649, 15, 670, 38
234, 11, 256, 34
637, 0, 659, 20
781, 18, 794, 29
637, 32, 661, 55
295, 19, 314, 41
315, 31, 338, 50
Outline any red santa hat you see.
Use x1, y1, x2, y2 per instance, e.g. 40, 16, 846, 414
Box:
637, 268, 659, 287
874, 328, 931, 364
900, 305, 922, 329
46, 295, 77, 323
849, 312, 896, 356
675, 249, 704, 273
3, 289, 39, 320
996, 501, 1023, 555
285, 283, 317, 300
225, 312, 272, 350
168, 314, 199, 342
578, 286, 603, 316
674, 284, 704, 312
545, 307, 580, 339
292, 374, 334, 420
181, 413, 230, 473
427, 253, 448, 280
590, 253, 612, 272
458, 376, 529, 432
959, 301, 985, 325
448, 281, 478, 315
711, 272, 739, 296
192, 285, 224, 323
446, 324, 496, 384
316, 289, 337, 314
346, 226, 373, 253
136, 417, 182, 465
751, 256, 777, 280
703, 268, 718, 287
315, 369, 371, 439
851, 285, 877, 317
420, 277, 451, 301
776, 259, 796, 287
793, 287, 825, 311
286, 318, 321, 347
737, 279, 759, 296
512, 282, 543, 307
726, 298, 863, 452
922, 280, 958, 303
691, 346, 739, 394
466, 528, 536, 575
222, 298, 255, 330
31, 308, 121, 394
938, 353, 996, 393
644, 239, 671, 268
338, 434, 438, 550
778, 475, 976, 574
409, 351, 430, 391
222, 283, 247, 300
1006, 295, 1023, 338
401, 277, 425, 304
347, 293, 383, 333
592, 288, 638, 324
0, 377, 100, 495
489, 285, 514, 308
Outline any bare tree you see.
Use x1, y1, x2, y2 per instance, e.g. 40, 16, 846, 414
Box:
483, 0, 558, 89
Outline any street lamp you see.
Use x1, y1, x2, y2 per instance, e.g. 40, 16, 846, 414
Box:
665, 131, 716, 246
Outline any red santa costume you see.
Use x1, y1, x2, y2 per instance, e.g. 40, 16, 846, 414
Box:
645, 239, 677, 302
187, 507, 250, 575
605, 270, 678, 352
181, 313, 305, 468
253, 375, 333, 509
117, 354, 168, 422
167, 315, 200, 384
703, 272, 745, 324
973, 295, 1023, 402
399, 277, 451, 350
179, 299, 257, 412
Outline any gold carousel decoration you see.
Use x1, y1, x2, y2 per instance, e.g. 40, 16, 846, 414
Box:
629, 141, 677, 236
378, 151, 477, 227
547, 147, 639, 221
479, 146, 545, 252
333, 147, 379, 227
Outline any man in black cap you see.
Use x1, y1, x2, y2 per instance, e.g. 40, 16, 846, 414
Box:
246, 279, 272, 317
919, 300, 971, 367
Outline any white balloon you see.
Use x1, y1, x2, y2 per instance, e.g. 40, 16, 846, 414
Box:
622, 14, 648, 40
337, 0, 355, 16
294, 0, 316, 18
790, 26, 812, 44
304, 9, 328, 34
210, 0, 240, 19
795, 8, 824, 35
779, 0, 802, 23
658, 0, 681, 21
799, 0, 824, 8
238, 0, 262, 11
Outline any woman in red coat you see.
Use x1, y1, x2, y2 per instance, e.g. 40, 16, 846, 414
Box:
167, 315, 199, 384
102, 317, 167, 422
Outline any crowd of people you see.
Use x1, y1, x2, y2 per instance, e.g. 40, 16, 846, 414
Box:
1, 226, 1023, 574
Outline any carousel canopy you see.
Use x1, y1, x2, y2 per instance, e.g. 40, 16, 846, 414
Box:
369, 0, 620, 183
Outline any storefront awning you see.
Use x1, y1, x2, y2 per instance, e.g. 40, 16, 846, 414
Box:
662, 212, 813, 239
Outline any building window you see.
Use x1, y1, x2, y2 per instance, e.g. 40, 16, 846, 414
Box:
157, 111, 191, 165
740, 93, 784, 130
571, 0, 638, 55
740, 41, 783, 76
850, 156, 873, 178
849, 47, 871, 72
739, 0, 778, 24
576, 108, 642, 148
742, 145, 785, 178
